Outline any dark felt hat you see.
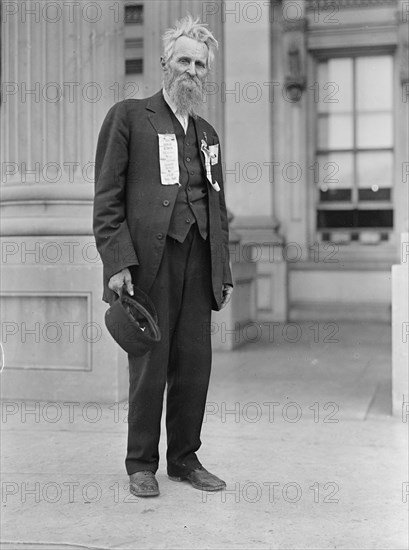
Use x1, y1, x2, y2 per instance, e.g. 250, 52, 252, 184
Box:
105, 288, 161, 356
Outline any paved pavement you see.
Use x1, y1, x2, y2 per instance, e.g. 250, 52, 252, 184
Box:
1, 321, 408, 549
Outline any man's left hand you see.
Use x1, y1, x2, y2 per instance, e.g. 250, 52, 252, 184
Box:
220, 284, 233, 309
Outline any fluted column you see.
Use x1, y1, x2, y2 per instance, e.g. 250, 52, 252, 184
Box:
0, 1, 128, 401
1, 0, 125, 234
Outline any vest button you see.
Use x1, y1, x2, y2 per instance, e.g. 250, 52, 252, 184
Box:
190, 171, 194, 175
186, 157, 191, 162
185, 218, 191, 223
156, 233, 164, 239
186, 142, 190, 146
187, 186, 192, 192
162, 200, 170, 206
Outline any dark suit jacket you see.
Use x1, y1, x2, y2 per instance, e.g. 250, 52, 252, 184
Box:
93, 90, 232, 310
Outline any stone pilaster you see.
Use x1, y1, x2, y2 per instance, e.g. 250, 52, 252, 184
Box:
221, 0, 287, 321
275, 0, 309, 249
392, 233, 409, 416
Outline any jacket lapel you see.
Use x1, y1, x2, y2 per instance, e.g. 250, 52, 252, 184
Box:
193, 117, 208, 175
146, 90, 175, 135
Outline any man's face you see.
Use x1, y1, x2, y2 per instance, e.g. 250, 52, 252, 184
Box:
163, 36, 209, 117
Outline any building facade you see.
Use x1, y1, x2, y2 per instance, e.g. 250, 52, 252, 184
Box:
122, 0, 408, 320
1, 0, 408, 401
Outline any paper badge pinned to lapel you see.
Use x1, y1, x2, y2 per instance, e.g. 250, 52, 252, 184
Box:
209, 144, 219, 165
158, 134, 180, 186
201, 139, 220, 192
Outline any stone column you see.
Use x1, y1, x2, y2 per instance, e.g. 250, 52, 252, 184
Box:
0, 0, 128, 401
222, 0, 287, 322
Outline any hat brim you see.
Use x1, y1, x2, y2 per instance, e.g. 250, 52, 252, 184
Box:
105, 289, 161, 356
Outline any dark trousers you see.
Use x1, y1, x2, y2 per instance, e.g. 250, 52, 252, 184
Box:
125, 225, 213, 475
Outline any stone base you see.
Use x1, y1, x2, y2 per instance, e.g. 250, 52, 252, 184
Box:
392, 263, 409, 417
1, 234, 258, 396
289, 266, 392, 321
0, 236, 129, 402
231, 216, 288, 322
211, 250, 258, 351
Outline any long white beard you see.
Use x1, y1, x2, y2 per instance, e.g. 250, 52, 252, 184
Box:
165, 73, 204, 118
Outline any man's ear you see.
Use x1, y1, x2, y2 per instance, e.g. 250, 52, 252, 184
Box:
160, 56, 166, 71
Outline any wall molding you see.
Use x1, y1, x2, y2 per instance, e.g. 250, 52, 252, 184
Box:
0, 292, 93, 372
306, 0, 397, 9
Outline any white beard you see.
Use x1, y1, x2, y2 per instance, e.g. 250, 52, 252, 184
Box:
164, 72, 205, 118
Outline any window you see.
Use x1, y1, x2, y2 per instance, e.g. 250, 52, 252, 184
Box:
125, 59, 143, 74
125, 38, 144, 75
125, 4, 144, 25
315, 55, 394, 244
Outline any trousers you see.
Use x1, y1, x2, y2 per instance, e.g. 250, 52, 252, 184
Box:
125, 225, 213, 475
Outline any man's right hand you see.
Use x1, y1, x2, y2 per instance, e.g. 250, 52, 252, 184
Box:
108, 268, 134, 296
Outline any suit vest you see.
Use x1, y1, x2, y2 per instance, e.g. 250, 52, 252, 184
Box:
167, 113, 208, 243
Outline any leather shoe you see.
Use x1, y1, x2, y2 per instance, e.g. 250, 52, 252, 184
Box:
129, 471, 159, 497
168, 466, 226, 492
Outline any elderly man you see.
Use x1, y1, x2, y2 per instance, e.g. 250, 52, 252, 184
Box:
93, 15, 232, 497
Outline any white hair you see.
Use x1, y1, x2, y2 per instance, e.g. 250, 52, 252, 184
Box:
162, 14, 218, 68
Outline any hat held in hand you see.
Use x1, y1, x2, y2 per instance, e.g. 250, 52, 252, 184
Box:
105, 287, 161, 356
